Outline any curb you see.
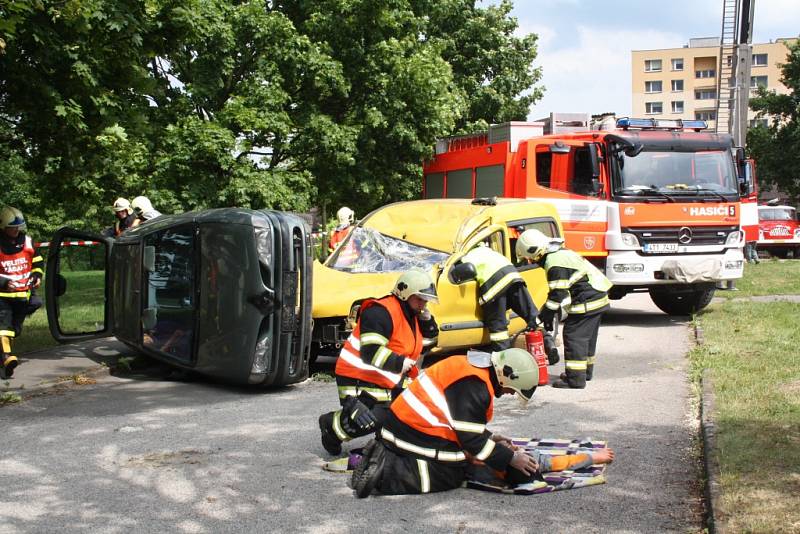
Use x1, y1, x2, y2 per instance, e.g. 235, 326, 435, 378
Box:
695, 322, 725, 534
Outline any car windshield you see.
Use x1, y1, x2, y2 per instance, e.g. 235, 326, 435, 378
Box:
759, 208, 796, 221
329, 226, 450, 273
614, 150, 738, 196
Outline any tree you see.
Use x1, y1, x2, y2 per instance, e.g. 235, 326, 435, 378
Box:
747, 39, 800, 201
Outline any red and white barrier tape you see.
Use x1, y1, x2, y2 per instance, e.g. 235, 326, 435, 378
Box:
34, 240, 99, 248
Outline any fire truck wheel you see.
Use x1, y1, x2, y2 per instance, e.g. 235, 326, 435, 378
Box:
649, 285, 716, 316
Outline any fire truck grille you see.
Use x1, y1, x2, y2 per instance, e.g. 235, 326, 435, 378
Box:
625, 225, 738, 250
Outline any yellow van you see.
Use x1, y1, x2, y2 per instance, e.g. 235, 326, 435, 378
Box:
312, 198, 564, 359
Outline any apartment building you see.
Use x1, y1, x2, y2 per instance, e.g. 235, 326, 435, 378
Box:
631, 37, 794, 129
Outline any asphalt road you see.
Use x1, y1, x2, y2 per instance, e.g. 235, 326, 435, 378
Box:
0, 293, 700, 533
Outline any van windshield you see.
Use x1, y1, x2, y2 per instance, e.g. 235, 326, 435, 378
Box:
329, 227, 449, 273
759, 207, 796, 221
614, 150, 738, 197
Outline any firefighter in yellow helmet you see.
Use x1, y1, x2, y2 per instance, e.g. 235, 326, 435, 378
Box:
318, 269, 439, 456
0, 207, 44, 379
516, 229, 612, 389
111, 197, 140, 236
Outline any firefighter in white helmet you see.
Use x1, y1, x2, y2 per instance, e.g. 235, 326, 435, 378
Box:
328, 206, 355, 253
0, 207, 43, 379
131, 196, 162, 222
109, 197, 140, 236
351, 348, 562, 496
516, 229, 612, 389
319, 269, 439, 456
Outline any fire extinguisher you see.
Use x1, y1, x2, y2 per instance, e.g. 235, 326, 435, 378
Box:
525, 330, 549, 386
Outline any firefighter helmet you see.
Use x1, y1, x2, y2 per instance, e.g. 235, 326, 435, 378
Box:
392, 269, 439, 303
131, 196, 154, 216
112, 197, 133, 214
490, 348, 538, 401
516, 229, 562, 262
0, 207, 26, 233
337, 206, 354, 226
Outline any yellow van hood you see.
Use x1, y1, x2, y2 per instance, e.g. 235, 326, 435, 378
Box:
313, 260, 404, 318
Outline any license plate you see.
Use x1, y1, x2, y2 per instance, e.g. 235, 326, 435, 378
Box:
643, 243, 678, 253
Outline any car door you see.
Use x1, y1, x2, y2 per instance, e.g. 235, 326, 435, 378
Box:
45, 228, 114, 342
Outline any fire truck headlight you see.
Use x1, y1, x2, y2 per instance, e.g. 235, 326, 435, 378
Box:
613, 263, 644, 273
725, 230, 743, 245
620, 233, 639, 247
794, 228, 800, 239
725, 260, 743, 270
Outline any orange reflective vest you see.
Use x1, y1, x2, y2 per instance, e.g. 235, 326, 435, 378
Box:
335, 295, 423, 389
390, 355, 494, 443
328, 226, 351, 252
0, 236, 39, 299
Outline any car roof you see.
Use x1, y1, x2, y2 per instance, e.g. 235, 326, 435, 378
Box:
361, 198, 558, 252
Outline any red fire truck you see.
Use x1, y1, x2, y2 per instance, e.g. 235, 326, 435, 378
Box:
423, 118, 753, 315
757, 202, 800, 258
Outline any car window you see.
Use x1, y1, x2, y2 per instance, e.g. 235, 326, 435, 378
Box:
329, 226, 449, 273
508, 218, 561, 266
143, 224, 196, 361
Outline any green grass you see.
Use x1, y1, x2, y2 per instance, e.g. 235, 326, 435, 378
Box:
717, 259, 800, 298
691, 262, 800, 533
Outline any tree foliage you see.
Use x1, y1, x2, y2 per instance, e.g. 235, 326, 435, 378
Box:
747, 39, 800, 201
0, 0, 542, 238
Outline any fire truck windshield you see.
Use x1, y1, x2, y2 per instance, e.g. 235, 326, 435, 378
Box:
759, 207, 796, 221
613, 150, 738, 198
328, 226, 449, 273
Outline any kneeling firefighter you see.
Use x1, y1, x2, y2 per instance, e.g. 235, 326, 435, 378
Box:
515, 230, 612, 389
318, 269, 439, 455
351, 348, 540, 497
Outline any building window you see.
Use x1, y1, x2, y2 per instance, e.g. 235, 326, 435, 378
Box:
695, 89, 716, 100
671, 58, 683, 71
645, 80, 663, 93
749, 118, 769, 128
752, 53, 768, 66
750, 75, 768, 88
672, 101, 684, 113
696, 111, 716, 121
696, 69, 716, 79
645, 102, 663, 114
671, 79, 684, 92
645, 59, 662, 72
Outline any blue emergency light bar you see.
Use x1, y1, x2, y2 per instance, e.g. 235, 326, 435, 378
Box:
616, 117, 708, 131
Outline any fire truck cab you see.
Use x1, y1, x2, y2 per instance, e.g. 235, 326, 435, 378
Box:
757, 203, 800, 258
423, 118, 752, 315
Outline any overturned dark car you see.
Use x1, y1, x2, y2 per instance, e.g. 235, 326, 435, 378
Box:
45, 209, 312, 386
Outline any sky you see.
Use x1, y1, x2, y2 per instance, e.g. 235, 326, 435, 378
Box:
486, 0, 800, 120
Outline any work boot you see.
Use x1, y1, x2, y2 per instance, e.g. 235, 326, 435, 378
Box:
1, 355, 18, 379
586, 364, 593, 381
351, 439, 386, 498
544, 335, 559, 366
552, 379, 585, 389
319, 413, 342, 456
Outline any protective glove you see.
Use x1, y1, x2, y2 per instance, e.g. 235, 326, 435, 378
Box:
344, 396, 378, 431
401, 358, 415, 375
30, 273, 42, 289
539, 309, 555, 332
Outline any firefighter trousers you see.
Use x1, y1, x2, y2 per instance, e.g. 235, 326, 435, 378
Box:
376, 442, 535, 495
562, 310, 603, 388
482, 282, 537, 352
321, 377, 392, 444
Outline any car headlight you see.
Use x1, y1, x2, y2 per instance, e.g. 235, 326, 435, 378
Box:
725, 230, 744, 245
251, 333, 272, 375
621, 233, 639, 247
794, 228, 800, 239
254, 226, 273, 268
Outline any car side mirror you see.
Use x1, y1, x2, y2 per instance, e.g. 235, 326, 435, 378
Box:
624, 143, 644, 157
449, 262, 477, 284
549, 141, 571, 154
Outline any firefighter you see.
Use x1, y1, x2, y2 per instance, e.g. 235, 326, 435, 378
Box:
131, 196, 162, 222
0, 207, 43, 379
351, 348, 549, 497
318, 269, 439, 456
110, 197, 140, 236
515, 230, 612, 389
328, 206, 355, 253
456, 243, 538, 351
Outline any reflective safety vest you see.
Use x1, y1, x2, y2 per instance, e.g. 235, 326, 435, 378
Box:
0, 236, 39, 299
328, 225, 351, 252
335, 295, 423, 389
544, 248, 612, 314
460, 246, 522, 305
389, 355, 494, 445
